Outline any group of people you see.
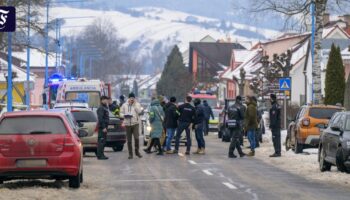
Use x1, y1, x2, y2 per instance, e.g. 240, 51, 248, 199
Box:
226, 94, 281, 158
96, 92, 281, 160
144, 95, 209, 156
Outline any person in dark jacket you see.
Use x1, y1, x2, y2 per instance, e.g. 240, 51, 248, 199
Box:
193, 98, 206, 155
96, 96, 110, 160
203, 100, 214, 136
164, 97, 179, 153
119, 95, 125, 107
228, 96, 246, 158
236, 96, 246, 146
269, 94, 282, 157
245, 96, 258, 157
173, 96, 195, 155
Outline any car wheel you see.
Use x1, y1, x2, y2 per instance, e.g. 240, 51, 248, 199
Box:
69, 172, 81, 189
319, 145, 332, 172
112, 145, 124, 152
336, 148, 348, 173
285, 135, 291, 151
80, 171, 83, 183
294, 137, 303, 154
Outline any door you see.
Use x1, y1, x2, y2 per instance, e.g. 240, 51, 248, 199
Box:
326, 114, 342, 159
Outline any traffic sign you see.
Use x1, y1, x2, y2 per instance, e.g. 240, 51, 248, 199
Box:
279, 77, 291, 91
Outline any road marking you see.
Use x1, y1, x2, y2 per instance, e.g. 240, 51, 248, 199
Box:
222, 182, 237, 190
116, 179, 188, 182
178, 153, 184, 157
202, 169, 213, 176
188, 160, 197, 165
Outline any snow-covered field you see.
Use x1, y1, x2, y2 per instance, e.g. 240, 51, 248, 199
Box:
255, 113, 350, 187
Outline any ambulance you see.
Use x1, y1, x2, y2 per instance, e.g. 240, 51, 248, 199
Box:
56, 78, 111, 108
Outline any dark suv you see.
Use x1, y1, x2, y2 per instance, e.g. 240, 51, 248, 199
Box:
319, 111, 350, 173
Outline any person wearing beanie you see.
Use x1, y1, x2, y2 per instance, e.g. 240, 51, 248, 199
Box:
269, 93, 282, 157
193, 98, 206, 155
120, 92, 143, 159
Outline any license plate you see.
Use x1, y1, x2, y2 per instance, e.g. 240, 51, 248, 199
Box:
108, 125, 115, 129
16, 159, 47, 168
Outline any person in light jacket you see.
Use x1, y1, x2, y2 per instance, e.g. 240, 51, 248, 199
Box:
120, 93, 143, 159
144, 98, 165, 155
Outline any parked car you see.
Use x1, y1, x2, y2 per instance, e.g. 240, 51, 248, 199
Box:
106, 112, 126, 152
286, 105, 343, 154
319, 111, 350, 173
0, 110, 87, 188
209, 109, 220, 132
70, 109, 99, 155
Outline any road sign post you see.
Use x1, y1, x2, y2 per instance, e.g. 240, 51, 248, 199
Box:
279, 77, 292, 130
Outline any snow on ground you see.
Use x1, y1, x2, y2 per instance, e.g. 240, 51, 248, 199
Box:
254, 113, 350, 187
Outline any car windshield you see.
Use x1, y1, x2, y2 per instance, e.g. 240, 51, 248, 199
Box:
71, 111, 97, 123
0, 117, 67, 134
309, 108, 342, 119
65, 92, 100, 108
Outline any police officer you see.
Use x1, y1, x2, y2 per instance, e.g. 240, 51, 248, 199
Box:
269, 94, 281, 157
97, 96, 110, 160
108, 97, 119, 117
193, 98, 206, 155
173, 96, 195, 155
228, 96, 246, 158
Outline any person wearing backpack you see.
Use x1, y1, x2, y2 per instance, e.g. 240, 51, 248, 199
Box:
144, 97, 165, 155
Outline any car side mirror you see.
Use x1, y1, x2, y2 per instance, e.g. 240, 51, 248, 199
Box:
331, 126, 343, 134
78, 129, 89, 137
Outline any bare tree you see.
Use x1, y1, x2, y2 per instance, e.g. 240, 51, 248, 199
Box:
246, 0, 350, 104
0, 0, 45, 51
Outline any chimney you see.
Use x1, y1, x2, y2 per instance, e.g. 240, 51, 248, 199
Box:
323, 13, 330, 26
343, 14, 350, 27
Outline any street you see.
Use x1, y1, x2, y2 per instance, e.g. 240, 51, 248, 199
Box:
1, 134, 350, 200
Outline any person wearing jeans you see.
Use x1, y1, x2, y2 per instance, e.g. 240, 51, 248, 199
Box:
244, 96, 258, 157
193, 98, 206, 155
173, 96, 195, 155
164, 97, 179, 153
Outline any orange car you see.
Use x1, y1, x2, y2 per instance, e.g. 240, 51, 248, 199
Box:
286, 105, 343, 154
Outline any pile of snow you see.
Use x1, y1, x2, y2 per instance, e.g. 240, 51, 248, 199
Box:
255, 112, 350, 187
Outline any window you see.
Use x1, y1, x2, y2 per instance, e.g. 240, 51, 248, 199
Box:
65, 91, 100, 108
309, 108, 342, 119
331, 114, 341, 127
0, 117, 67, 135
71, 111, 97, 123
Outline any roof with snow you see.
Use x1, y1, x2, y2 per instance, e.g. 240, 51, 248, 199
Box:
12, 49, 56, 68
139, 73, 161, 90
0, 57, 35, 82
232, 49, 252, 63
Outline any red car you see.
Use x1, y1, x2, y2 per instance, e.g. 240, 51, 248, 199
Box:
0, 110, 86, 188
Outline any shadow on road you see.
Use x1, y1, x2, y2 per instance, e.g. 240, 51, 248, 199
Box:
0, 180, 65, 189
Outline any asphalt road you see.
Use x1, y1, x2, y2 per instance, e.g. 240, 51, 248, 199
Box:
1, 134, 350, 200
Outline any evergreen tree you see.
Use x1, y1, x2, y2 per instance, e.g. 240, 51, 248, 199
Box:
324, 44, 345, 105
344, 73, 350, 110
157, 45, 193, 100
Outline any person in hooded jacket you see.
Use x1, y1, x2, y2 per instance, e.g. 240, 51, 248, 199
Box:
245, 96, 258, 157
144, 97, 165, 155
193, 98, 206, 155
164, 97, 179, 153
202, 100, 214, 136
228, 96, 246, 158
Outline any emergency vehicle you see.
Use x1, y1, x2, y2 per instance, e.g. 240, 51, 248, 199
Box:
43, 73, 69, 108
56, 78, 111, 108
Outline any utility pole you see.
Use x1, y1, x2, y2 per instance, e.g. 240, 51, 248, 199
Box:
26, 0, 31, 109
44, 0, 49, 88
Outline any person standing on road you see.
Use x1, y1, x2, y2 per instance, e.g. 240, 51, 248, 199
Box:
228, 96, 246, 158
120, 93, 143, 159
203, 100, 214, 136
144, 97, 165, 155
119, 95, 125, 107
193, 98, 206, 155
235, 96, 246, 146
173, 96, 195, 155
269, 94, 282, 157
164, 97, 179, 153
96, 96, 110, 160
245, 96, 258, 157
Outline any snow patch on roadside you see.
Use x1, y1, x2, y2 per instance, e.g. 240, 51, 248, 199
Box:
255, 113, 350, 187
